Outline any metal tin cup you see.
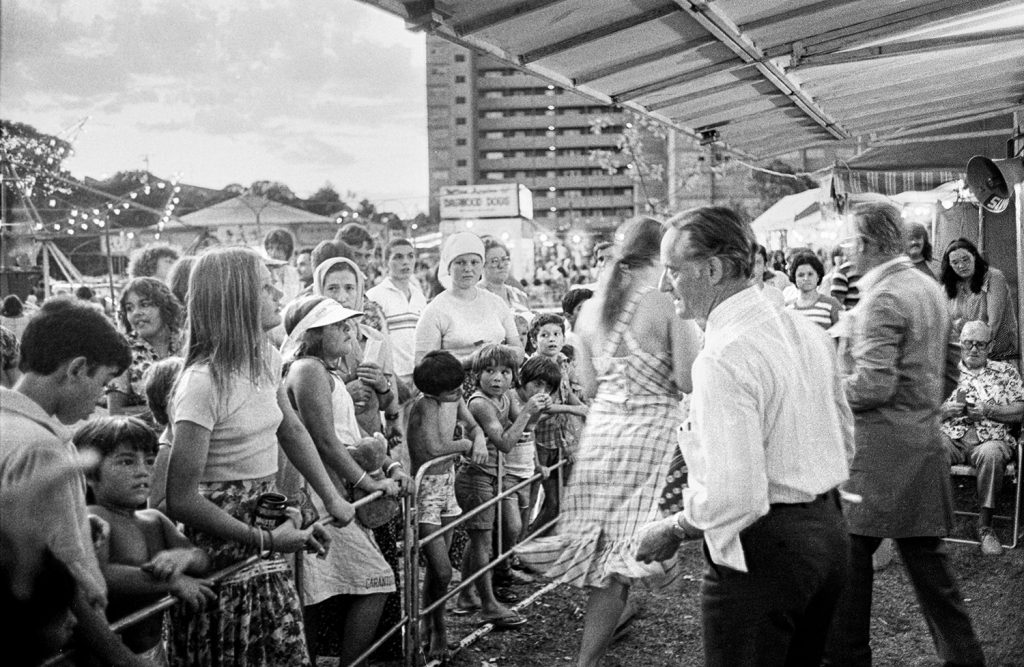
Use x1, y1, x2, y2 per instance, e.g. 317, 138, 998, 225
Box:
252, 492, 288, 531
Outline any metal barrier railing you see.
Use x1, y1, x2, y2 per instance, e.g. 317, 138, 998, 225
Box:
43, 448, 572, 667
408, 451, 567, 665
42, 490, 386, 667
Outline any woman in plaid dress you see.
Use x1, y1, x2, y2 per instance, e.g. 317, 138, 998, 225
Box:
517, 217, 701, 667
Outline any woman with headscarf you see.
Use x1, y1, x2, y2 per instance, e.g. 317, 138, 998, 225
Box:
414, 232, 523, 366
311, 256, 407, 663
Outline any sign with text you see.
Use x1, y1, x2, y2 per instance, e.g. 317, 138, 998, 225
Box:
439, 183, 533, 220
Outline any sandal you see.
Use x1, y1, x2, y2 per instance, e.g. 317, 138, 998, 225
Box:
479, 611, 527, 629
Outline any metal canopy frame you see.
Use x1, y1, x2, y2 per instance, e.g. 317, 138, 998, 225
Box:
358, 0, 1024, 160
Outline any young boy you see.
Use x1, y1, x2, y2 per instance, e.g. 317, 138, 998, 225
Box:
80, 416, 214, 665
455, 344, 550, 629
406, 351, 487, 661
526, 314, 589, 534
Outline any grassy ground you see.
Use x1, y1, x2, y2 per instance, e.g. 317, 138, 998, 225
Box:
442, 483, 1023, 667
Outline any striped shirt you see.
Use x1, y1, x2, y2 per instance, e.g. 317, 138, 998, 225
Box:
830, 261, 861, 310
786, 293, 843, 329
366, 277, 427, 381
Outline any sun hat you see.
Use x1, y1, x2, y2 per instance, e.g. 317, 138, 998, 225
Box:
281, 296, 362, 360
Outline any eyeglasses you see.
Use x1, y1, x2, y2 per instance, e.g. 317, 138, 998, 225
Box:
961, 340, 990, 350
486, 257, 511, 268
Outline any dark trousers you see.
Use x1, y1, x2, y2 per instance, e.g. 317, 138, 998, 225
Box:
701, 491, 850, 667
824, 535, 985, 667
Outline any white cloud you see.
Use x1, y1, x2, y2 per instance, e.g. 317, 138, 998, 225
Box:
1, 0, 428, 208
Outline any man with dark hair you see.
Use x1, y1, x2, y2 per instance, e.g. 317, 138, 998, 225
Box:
295, 247, 314, 288
127, 245, 180, 281
638, 206, 853, 666
334, 222, 376, 271
824, 201, 984, 667
0, 299, 141, 665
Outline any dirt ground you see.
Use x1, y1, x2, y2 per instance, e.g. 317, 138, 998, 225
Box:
441, 487, 1024, 667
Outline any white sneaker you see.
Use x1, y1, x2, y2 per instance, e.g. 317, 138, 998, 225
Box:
978, 527, 1003, 556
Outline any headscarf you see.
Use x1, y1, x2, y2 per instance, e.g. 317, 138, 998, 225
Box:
313, 257, 366, 310
437, 232, 485, 290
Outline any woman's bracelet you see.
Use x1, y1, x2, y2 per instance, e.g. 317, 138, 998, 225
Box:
385, 462, 402, 476
265, 529, 274, 556
354, 470, 368, 489
255, 526, 264, 554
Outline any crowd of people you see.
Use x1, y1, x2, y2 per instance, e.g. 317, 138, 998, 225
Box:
0, 204, 1018, 667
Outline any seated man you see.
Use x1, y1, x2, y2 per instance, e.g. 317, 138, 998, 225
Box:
940, 320, 1023, 555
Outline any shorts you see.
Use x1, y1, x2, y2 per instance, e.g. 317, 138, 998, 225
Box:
455, 468, 518, 531
418, 469, 462, 526
504, 474, 532, 512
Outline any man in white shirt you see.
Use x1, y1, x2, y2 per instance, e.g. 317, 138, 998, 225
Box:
823, 201, 984, 667
366, 238, 427, 466
637, 206, 853, 667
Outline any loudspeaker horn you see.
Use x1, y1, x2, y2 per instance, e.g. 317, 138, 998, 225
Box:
966, 155, 1024, 214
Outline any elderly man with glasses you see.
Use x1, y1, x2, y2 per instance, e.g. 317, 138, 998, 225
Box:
941, 319, 1024, 555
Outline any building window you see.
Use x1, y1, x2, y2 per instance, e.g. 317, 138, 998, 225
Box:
455, 96, 466, 104
456, 138, 467, 146
483, 111, 503, 119
455, 75, 466, 83
456, 159, 467, 166
484, 131, 503, 139
485, 152, 505, 159
455, 118, 466, 125
484, 172, 505, 180
457, 180, 467, 185
454, 54, 465, 62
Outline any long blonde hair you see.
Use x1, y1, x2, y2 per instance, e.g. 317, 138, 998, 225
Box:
183, 247, 271, 393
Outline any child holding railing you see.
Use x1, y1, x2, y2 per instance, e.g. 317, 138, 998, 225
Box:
454, 344, 550, 629
79, 416, 213, 665
525, 314, 588, 534
407, 350, 486, 662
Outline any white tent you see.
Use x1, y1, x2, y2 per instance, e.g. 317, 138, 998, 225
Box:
750, 189, 841, 249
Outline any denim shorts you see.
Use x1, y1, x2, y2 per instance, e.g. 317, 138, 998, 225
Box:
454, 468, 517, 530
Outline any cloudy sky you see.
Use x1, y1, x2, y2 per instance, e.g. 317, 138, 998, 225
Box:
1, 0, 428, 212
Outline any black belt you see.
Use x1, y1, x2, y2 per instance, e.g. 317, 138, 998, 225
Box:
769, 488, 838, 509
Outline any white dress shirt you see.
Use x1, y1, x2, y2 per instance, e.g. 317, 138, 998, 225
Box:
681, 286, 854, 571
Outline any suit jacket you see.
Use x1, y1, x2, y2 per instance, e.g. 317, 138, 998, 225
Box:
842, 257, 954, 537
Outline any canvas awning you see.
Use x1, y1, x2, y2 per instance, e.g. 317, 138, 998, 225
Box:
359, 0, 1023, 161
179, 194, 334, 228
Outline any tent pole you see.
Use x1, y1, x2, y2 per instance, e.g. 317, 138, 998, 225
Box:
1017, 182, 1023, 374
977, 206, 984, 254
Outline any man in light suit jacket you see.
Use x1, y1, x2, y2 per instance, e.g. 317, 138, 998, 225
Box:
824, 201, 985, 667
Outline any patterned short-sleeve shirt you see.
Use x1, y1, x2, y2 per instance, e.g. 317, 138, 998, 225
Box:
942, 359, 1024, 443
107, 332, 182, 406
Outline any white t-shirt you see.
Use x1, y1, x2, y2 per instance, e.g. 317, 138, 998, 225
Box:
172, 348, 283, 482
414, 288, 519, 361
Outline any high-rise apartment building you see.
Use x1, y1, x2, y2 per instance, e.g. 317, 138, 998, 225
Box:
426, 35, 637, 237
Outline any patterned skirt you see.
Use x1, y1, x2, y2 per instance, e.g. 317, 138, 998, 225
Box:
516, 397, 681, 590
169, 476, 311, 667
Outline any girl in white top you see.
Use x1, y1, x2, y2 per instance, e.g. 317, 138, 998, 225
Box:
281, 295, 408, 665
166, 247, 354, 666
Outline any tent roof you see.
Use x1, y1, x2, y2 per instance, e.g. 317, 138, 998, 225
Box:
751, 188, 825, 233
179, 194, 333, 228
360, 0, 1024, 160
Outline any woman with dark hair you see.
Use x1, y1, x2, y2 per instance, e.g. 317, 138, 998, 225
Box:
906, 222, 939, 279
107, 277, 184, 419
941, 238, 1018, 361
0, 294, 29, 339
517, 216, 702, 667
128, 244, 180, 281
786, 252, 843, 328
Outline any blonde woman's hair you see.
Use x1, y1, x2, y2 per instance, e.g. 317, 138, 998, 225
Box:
183, 247, 271, 393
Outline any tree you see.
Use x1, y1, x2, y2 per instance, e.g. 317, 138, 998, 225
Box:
1, 120, 74, 223
748, 159, 817, 213
303, 182, 344, 216
249, 180, 297, 204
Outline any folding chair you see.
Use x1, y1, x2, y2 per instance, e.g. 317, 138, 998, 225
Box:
946, 441, 1023, 550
